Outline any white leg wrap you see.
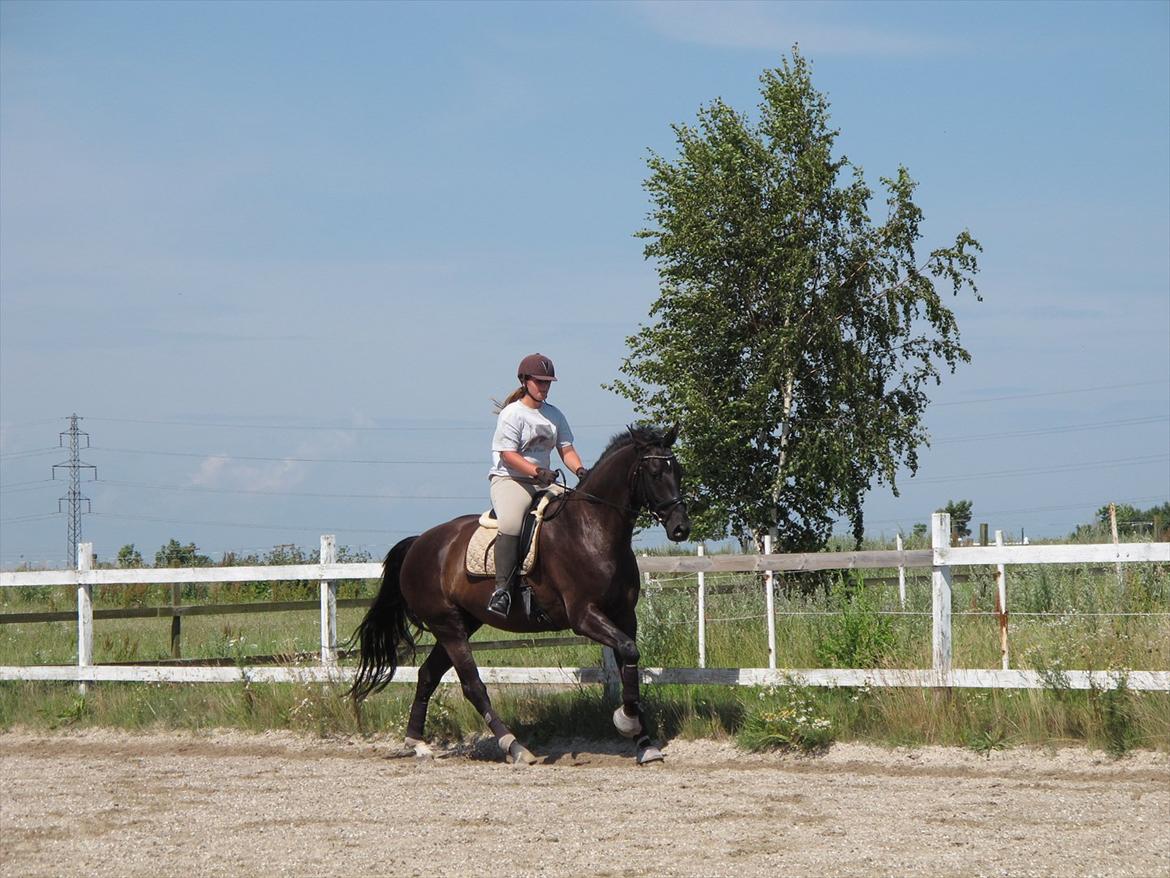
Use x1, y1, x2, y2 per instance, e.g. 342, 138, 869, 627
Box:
613, 705, 643, 738
498, 733, 517, 753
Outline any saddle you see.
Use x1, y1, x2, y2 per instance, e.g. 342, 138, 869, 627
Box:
465, 484, 562, 578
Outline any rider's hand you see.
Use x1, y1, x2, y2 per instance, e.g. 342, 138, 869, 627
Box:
533, 467, 558, 487
574, 467, 589, 481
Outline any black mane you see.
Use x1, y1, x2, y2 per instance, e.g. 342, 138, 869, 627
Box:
595, 424, 670, 464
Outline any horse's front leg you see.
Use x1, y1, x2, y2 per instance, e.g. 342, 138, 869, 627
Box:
571, 604, 663, 765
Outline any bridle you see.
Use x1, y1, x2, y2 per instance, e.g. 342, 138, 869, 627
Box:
555, 449, 687, 523
633, 453, 687, 524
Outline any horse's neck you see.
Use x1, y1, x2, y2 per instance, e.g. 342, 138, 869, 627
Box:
584, 446, 637, 507
562, 446, 637, 540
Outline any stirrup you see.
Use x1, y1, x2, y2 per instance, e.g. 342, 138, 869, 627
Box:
487, 586, 512, 618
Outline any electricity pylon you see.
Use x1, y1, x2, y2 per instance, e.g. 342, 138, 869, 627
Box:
52, 413, 97, 567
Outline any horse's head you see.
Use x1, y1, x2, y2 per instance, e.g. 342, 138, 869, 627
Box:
629, 424, 691, 543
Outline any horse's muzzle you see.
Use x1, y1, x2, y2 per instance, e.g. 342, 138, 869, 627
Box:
665, 509, 691, 543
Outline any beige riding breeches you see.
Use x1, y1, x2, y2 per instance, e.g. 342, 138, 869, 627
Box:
489, 476, 539, 536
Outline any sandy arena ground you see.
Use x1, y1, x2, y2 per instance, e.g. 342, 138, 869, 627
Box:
1, 729, 1168, 878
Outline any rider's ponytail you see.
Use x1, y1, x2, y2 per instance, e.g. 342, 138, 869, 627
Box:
493, 385, 526, 414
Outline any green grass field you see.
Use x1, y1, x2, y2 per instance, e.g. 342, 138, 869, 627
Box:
2, 560, 1167, 755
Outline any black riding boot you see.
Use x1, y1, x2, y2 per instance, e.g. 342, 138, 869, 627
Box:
487, 533, 520, 618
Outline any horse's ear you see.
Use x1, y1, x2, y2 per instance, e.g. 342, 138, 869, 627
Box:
664, 423, 679, 446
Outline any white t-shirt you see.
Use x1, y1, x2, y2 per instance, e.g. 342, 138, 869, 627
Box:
489, 400, 575, 479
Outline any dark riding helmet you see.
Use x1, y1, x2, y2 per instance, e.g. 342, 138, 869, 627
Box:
517, 353, 557, 382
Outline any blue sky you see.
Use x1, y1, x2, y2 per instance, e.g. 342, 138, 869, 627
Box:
1, 0, 1167, 567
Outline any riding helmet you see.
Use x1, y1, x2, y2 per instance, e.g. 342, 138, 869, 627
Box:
517, 353, 557, 382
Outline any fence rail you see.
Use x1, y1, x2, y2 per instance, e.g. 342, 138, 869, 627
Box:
2, 515, 1167, 691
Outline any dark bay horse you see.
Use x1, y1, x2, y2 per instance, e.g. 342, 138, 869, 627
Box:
349, 425, 691, 764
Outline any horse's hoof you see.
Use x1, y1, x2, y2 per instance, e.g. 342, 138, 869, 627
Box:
507, 742, 540, 766
499, 734, 539, 765
406, 738, 435, 760
636, 745, 665, 765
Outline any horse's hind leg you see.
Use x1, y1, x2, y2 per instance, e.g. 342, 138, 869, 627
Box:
436, 631, 539, 765
403, 643, 457, 752
571, 604, 663, 764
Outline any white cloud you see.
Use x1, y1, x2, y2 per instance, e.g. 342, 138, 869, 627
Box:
633, 1, 955, 56
187, 431, 358, 494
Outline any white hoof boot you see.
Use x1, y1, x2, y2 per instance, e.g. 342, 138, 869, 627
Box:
405, 737, 435, 760
613, 705, 643, 738
499, 734, 538, 765
636, 744, 665, 765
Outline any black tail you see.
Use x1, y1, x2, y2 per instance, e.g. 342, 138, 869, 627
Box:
347, 536, 420, 702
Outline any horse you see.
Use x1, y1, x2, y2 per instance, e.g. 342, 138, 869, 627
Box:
348, 424, 691, 765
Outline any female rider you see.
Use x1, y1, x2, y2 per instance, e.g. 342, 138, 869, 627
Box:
487, 353, 587, 617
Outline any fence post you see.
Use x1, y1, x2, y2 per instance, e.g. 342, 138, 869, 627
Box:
764, 534, 776, 670
896, 533, 906, 609
1109, 502, 1124, 594
77, 542, 94, 695
697, 544, 706, 669
995, 529, 1009, 670
930, 513, 953, 680
319, 535, 337, 666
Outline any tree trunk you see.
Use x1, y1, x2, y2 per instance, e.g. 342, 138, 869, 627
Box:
769, 369, 797, 539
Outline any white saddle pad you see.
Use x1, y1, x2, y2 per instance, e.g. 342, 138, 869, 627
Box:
465, 486, 561, 577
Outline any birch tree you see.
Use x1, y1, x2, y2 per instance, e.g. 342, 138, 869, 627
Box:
608, 51, 981, 551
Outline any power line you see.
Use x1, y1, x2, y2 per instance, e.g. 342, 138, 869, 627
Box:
0, 479, 57, 491
79, 414, 1168, 463
90, 511, 413, 536
85, 416, 628, 432
27, 381, 1170, 437
931, 380, 1169, 407
0, 512, 62, 525
90, 455, 1168, 499
90, 446, 486, 465
0, 417, 67, 430
931, 415, 1168, 444
912, 454, 1168, 484
861, 494, 1168, 527
0, 447, 61, 460
97, 479, 483, 501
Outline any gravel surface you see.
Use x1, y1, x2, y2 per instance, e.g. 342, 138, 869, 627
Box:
2, 729, 1168, 878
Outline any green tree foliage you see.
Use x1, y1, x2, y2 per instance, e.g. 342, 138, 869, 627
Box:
938, 499, 974, 539
1070, 501, 1170, 540
154, 539, 211, 568
608, 50, 981, 550
116, 544, 143, 568
1095, 501, 1170, 531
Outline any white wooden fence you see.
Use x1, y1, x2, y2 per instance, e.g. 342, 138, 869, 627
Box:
1, 514, 1167, 691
